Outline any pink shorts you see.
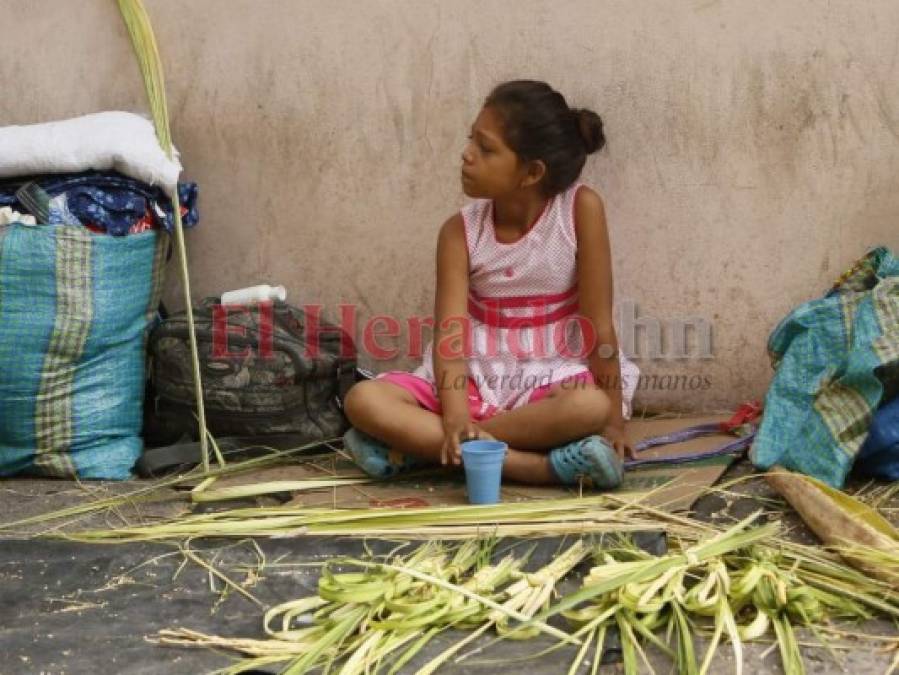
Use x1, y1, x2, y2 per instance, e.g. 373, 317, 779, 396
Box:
377, 370, 595, 421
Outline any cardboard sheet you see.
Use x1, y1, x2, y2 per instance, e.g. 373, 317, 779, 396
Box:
203, 415, 740, 512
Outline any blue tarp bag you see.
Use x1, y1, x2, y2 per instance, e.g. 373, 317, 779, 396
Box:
0, 222, 167, 479
855, 396, 899, 480
751, 247, 899, 488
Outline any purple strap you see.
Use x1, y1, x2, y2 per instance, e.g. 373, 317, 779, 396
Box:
623, 423, 755, 469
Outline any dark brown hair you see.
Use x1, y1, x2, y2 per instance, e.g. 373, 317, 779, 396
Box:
485, 80, 605, 196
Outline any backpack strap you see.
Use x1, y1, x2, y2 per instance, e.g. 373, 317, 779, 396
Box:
134, 437, 242, 477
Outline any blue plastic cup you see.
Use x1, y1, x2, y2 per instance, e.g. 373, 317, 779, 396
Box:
461, 440, 508, 505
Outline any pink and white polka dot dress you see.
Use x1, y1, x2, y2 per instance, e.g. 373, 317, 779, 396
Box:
414, 182, 640, 418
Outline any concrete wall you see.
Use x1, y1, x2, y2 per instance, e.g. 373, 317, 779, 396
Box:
2, 0, 897, 412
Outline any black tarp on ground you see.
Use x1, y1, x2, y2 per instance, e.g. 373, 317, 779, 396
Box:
0, 534, 665, 675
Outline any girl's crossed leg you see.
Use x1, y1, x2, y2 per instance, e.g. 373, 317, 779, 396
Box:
342, 377, 611, 485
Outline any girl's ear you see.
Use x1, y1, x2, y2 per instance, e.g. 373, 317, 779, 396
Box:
520, 159, 547, 189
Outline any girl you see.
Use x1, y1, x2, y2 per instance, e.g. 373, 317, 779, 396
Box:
343, 80, 639, 488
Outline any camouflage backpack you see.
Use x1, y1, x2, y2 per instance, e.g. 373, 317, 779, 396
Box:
146, 297, 356, 445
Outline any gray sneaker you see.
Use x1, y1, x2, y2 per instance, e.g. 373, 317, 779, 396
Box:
548, 435, 623, 489
342, 428, 428, 478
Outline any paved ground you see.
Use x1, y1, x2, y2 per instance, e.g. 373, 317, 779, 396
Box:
0, 459, 896, 674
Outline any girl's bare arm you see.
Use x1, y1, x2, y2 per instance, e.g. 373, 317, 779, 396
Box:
433, 213, 480, 464
574, 186, 633, 457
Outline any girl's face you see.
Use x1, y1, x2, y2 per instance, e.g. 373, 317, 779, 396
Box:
460, 106, 533, 198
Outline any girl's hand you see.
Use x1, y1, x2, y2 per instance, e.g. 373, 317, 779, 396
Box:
441, 415, 491, 466
603, 424, 635, 461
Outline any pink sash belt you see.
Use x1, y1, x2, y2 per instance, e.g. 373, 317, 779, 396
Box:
467, 286, 579, 328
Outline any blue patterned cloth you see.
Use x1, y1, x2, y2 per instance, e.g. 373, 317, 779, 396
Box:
750, 247, 899, 487
0, 171, 198, 235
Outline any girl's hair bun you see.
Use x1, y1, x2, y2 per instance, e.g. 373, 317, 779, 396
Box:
572, 108, 605, 154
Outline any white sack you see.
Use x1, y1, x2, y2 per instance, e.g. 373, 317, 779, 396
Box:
0, 111, 181, 195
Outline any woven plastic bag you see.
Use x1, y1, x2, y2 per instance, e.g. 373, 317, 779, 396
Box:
0, 222, 167, 478
751, 247, 899, 487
